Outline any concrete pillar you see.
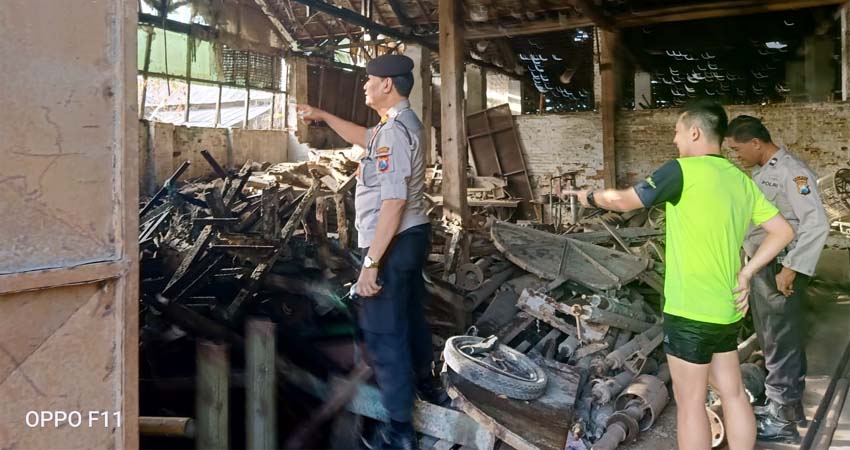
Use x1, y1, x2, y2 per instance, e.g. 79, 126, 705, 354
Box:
404, 44, 434, 165
465, 64, 487, 114
635, 70, 652, 110
842, 3, 849, 101
291, 57, 310, 142
508, 78, 522, 115
804, 34, 835, 102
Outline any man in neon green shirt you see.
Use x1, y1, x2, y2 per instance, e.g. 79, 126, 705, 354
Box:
565, 100, 794, 450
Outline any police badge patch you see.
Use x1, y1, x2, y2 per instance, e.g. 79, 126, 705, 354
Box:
793, 175, 811, 195
377, 155, 391, 173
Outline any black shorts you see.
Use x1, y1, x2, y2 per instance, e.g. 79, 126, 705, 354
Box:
663, 314, 741, 365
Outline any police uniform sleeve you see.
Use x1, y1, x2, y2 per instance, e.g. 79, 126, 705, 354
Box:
373, 125, 413, 200
780, 166, 829, 276
633, 160, 684, 208
748, 177, 779, 226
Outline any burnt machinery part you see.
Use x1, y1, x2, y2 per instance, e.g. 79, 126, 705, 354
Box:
706, 403, 726, 448
615, 374, 669, 431
444, 335, 548, 400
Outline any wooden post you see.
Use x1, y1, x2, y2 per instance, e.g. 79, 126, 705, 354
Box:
315, 196, 328, 237
294, 57, 310, 142
261, 185, 280, 240
139, 29, 153, 118
405, 44, 434, 165
185, 35, 193, 124
246, 319, 277, 450
215, 84, 223, 127
842, 3, 849, 101
466, 64, 487, 114
334, 193, 349, 249
439, 0, 470, 269
197, 341, 229, 450
599, 29, 620, 189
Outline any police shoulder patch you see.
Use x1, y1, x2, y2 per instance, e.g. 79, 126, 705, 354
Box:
376, 146, 391, 155
793, 175, 811, 195
377, 155, 391, 173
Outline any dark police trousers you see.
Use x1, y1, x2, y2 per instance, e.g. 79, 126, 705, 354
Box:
750, 261, 808, 405
358, 223, 434, 422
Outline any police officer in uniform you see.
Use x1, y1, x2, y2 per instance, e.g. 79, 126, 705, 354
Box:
297, 54, 441, 450
726, 115, 830, 443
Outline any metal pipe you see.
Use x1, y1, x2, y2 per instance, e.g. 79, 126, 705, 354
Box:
605, 323, 663, 370
464, 267, 517, 311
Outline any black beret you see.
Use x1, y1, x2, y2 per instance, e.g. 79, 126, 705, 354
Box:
366, 54, 414, 77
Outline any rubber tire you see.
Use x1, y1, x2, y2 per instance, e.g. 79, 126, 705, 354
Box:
443, 335, 548, 400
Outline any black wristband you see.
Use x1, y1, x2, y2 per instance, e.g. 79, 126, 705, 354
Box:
586, 190, 599, 208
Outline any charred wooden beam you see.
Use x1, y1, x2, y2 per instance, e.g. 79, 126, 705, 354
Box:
386, 0, 415, 28
225, 180, 321, 319
140, 160, 191, 218
283, 362, 372, 449
466, 0, 848, 39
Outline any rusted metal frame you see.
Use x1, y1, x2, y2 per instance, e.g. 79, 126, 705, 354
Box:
140, 160, 191, 218
516, 289, 579, 336
197, 341, 230, 450
163, 225, 215, 294
225, 180, 321, 319
246, 319, 278, 450
283, 362, 373, 449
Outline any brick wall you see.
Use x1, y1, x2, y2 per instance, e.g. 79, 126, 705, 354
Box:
514, 113, 603, 191
140, 120, 288, 195
515, 102, 850, 195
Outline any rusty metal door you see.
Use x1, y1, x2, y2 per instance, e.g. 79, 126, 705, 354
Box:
466, 104, 535, 217
0, 1, 139, 449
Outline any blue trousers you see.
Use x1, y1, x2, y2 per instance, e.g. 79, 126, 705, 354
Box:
359, 223, 434, 422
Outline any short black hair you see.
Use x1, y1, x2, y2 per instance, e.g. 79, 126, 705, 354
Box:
678, 99, 728, 146
390, 73, 414, 97
726, 115, 773, 143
